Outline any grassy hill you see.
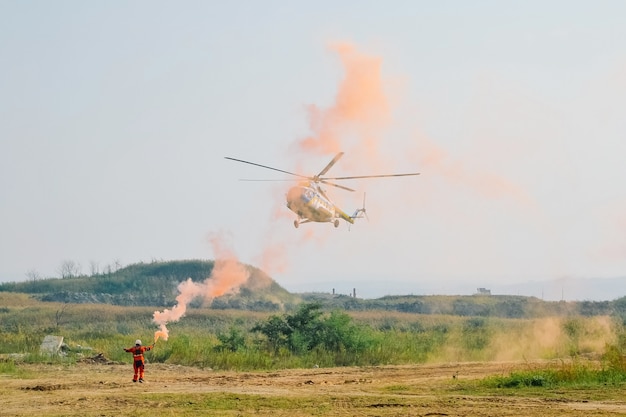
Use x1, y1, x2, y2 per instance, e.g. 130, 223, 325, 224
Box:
2, 260, 626, 318
0, 260, 300, 311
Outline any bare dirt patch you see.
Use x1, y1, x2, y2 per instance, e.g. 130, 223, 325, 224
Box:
2, 360, 626, 416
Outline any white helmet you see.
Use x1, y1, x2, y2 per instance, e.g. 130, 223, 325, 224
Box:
135, 339, 142, 345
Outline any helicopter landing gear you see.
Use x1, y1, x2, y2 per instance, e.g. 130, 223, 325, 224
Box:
294, 219, 299, 228
334, 219, 340, 228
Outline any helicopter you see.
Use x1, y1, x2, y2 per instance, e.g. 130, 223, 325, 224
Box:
225, 152, 420, 229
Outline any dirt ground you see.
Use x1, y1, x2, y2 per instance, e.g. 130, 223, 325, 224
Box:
2, 359, 626, 416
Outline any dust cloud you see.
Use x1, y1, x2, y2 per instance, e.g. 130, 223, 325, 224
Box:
489, 316, 617, 362
431, 316, 618, 363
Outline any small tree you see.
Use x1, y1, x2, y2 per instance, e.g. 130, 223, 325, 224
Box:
215, 326, 246, 352
26, 269, 42, 282
286, 302, 325, 353
89, 260, 100, 276
251, 315, 291, 352
55, 302, 71, 329
320, 310, 363, 352
57, 260, 81, 278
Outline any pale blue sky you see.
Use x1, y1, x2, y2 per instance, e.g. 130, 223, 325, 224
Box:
1, 1, 625, 300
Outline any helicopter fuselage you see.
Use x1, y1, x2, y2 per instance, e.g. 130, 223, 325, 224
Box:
286, 183, 353, 228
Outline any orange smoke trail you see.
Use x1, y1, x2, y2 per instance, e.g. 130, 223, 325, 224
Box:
410, 133, 534, 206
298, 42, 391, 168
256, 242, 289, 276
152, 232, 250, 341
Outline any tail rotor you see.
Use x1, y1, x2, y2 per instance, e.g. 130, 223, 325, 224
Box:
357, 193, 370, 222
351, 192, 368, 221
360, 192, 369, 221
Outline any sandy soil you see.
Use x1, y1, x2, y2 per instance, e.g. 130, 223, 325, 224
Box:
2, 359, 626, 416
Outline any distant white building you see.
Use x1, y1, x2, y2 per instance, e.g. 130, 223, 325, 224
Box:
476, 288, 491, 295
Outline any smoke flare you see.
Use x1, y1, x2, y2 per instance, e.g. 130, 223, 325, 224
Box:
152, 232, 250, 341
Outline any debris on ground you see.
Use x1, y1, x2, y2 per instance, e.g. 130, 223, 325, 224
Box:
79, 353, 116, 365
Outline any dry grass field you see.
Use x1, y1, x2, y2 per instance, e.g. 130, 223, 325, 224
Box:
2, 292, 626, 415
3, 359, 626, 416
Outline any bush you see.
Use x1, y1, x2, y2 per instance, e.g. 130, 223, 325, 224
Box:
215, 327, 246, 352
252, 303, 373, 361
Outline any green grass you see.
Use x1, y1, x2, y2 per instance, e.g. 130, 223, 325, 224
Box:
482, 359, 626, 389
0, 359, 32, 377
2, 293, 626, 373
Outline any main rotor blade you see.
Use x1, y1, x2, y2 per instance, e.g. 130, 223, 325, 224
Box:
323, 172, 420, 180
225, 157, 309, 179
317, 152, 345, 177
321, 180, 355, 192
239, 179, 302, 182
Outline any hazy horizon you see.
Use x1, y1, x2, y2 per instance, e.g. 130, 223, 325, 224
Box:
2, 257, 624, 302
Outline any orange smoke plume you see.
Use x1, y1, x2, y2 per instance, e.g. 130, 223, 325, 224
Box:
299, 42, 391, 165
256, 241, 289, 276
410, 134, 533, 206
152, 232, 250, 341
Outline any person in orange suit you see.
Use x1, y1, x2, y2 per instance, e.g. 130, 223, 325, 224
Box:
124, 339, 154, 383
